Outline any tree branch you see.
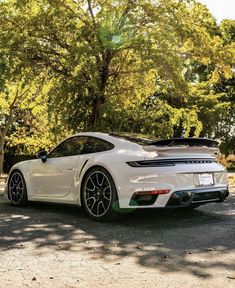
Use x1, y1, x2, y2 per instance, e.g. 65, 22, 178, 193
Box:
87, 0, 96, 22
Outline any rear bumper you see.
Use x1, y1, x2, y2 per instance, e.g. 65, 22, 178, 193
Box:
112, 161, 227, 208
166, 186, 229, 208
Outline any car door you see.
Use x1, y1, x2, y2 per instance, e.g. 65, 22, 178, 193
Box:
30, 136, 88, 199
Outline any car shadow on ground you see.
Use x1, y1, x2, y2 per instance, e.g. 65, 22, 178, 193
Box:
0, 193, 234, 279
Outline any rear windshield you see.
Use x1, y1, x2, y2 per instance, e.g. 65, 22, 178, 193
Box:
110, 133, 156, 145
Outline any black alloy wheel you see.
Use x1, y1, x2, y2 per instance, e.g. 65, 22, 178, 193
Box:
82, 167, 120, 221
8, 170, 28, 206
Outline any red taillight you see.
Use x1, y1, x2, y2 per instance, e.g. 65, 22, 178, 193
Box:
136, 189, 170, 196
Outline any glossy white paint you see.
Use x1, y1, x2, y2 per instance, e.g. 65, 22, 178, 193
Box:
5, 132, 228, 208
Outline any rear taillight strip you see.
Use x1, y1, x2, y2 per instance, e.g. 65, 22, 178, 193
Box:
127, 158, 216, 167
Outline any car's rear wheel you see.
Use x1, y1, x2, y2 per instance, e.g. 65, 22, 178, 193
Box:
81, 167, 121, 221
8, 170, 28, 206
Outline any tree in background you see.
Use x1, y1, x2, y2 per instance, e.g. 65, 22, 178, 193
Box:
0, 70, 54, 174
0, 0, 234, 165
185, 18, 235, 154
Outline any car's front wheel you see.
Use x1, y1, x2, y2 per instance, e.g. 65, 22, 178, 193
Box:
81, 167, 120, 221
8, 170, 28, 206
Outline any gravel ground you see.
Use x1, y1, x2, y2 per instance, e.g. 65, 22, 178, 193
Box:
0, 178, 234, 288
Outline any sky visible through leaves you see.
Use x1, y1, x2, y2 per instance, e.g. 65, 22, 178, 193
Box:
199, 0, 235, 22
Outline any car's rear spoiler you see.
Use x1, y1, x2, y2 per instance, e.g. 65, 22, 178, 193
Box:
150, 138, 219, 148
142, 138, 220, 156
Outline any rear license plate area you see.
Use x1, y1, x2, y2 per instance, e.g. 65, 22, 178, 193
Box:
198, 173, 214, 186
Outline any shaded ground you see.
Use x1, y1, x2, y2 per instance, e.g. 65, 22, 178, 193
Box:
0, 179, 234, 288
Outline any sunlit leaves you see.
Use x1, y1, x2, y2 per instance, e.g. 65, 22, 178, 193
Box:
0, 0, 234, 156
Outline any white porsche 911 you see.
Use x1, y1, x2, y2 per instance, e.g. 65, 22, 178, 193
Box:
5, 132, 229, 221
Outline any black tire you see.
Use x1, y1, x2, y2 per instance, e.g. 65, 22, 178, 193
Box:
81, 166, 122, 222
8, 170, 28, 206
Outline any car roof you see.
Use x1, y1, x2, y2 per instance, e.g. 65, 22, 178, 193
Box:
69, 132, 147, 148
69, 133, 219, 148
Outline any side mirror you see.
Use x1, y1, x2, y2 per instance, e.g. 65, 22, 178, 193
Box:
36, 150, 48, 163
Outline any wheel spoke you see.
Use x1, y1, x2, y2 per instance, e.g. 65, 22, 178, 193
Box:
101, 201, 106, 211
103, 186, 111, 200
86, 185, 96, 192
96, 172, 105, 187
97, 201, 101, 215
88, 177, 97, 190
97, 201, 106, 216
14, 174, 19, 184
96, 173, 100, 186
18, 182, 23, 189
90, 198, 98, 212
91, 173, 99, 187
86, 196, 96, 203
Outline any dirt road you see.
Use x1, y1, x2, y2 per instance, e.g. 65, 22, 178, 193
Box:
0, 182, 234, 288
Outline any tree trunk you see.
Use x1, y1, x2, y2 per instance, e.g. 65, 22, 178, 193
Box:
89, 96, 103, 130
89, 50, 114, 130
0, 88, 19, 174
0, 108, 14, 174
0, 143, 4, 175
0, 127, 10, 175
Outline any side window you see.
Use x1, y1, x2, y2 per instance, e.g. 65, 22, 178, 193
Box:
49, 137, 87, 158
81, 137, 114, 154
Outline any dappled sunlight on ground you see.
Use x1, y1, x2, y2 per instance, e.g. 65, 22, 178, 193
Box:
0, 177, 235, 287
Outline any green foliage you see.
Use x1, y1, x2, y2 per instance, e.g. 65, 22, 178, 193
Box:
220, 19, 235, 44
0, 73, 51, 151
0, 0, 234, 158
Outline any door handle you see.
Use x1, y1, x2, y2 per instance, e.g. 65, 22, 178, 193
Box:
66, 167, 73, 170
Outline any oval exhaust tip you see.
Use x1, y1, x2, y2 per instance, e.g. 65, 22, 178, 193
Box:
179, 193, 191, 205
223, 190, 229, 198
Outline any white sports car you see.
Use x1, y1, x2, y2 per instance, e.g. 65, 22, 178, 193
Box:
6, 132, 229, 221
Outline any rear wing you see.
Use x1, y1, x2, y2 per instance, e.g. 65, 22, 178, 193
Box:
150, 138, 219, 148
143, 138, 220, 157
